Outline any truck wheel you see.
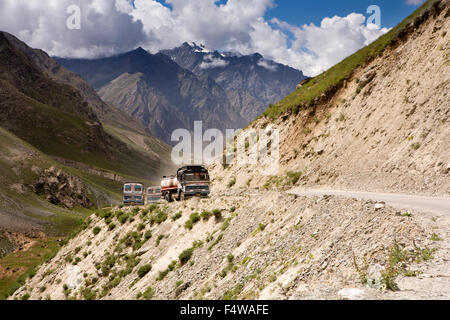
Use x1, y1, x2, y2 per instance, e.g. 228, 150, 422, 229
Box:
165, 192, 172, 203
180, 192, 185, 201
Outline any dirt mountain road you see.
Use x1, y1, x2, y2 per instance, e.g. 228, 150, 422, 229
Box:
289, 189, 450, 215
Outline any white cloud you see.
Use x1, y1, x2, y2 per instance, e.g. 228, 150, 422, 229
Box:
0, 0, 146, 58
199, 54, 229, 69
257, 59, 278, 71
0, 0, 390, 76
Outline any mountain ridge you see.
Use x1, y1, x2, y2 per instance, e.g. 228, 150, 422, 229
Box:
56, 46, 305, 144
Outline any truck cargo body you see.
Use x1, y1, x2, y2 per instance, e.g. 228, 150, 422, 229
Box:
147, 186, 162, 204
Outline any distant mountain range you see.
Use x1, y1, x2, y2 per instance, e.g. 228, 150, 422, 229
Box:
56, 43, 306, 144
162, 43, 305, 121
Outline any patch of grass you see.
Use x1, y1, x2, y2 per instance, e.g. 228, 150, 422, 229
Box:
0, 238, 60, 299
200, 210, 212, 221
430, 233, 442, 242
156, 234, 165, 247
411, 143, 421, 150
208, 233, 223, 251
286, 171, 302, 185
221, 218, 232, 231
175, 280, 183, 288
222, 283, 244, 300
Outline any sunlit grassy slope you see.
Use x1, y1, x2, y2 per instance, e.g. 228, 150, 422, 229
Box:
262, 0, 437, 120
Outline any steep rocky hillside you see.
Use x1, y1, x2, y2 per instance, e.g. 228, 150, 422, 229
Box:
0, 32, 173, 297
57, 48, 245, 144
161, 43, 306, 120
210, 0, 450, 197
9, 191, 446, 300
1, 32, 172, 176
0, 32, 171, 181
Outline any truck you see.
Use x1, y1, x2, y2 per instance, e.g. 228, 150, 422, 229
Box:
146, 186, 162, 204
123, 182, 145, 205
161, 165, 210, 202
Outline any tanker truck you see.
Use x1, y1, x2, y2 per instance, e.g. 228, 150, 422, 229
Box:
161, 165, 210, 202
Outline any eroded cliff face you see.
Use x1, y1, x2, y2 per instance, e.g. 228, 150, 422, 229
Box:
210, 2, 449, 196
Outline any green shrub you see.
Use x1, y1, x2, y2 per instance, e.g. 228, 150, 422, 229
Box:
184, 219, 194, 230
144, 230, 152, 240
172, 212, 182, 221
93, 226, 101, 235
213, 209, 223, 220
142, 287, 155, 300
137, 264, 152, 278
81, 287, 97, 300
190, 213, 200, 224
200, 211, 212, 220
151, 210, 168, 225
157, 269, 169, 281
411, 143, 421, 150
117, 213, 129, 224
156, 235, 165, 247
221, 218, 231, 231
179, 248, 194, 265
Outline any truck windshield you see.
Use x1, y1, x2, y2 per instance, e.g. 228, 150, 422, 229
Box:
185, 173, 209, 182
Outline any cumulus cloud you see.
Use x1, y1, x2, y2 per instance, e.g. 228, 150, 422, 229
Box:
0, 0, 146, 58
0, 0, 390, 76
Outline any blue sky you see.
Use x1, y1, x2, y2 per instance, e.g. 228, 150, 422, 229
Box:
155, 0, 425, 29
264, 0, 423, 29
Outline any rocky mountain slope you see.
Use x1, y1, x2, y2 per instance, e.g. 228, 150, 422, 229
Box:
161, 43, 306, 121
57, 46, 305, 144
1, 32, 171, 172
0, 31, 174, 296
210, 0, 450, 197
0, 33, 171, 180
